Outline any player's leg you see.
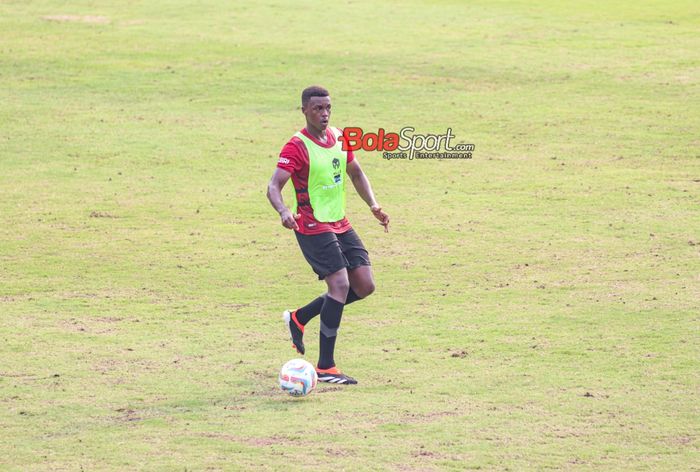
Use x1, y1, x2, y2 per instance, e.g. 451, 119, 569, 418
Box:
291, 272, 369, 326
310, 229, 370, 385
288, 229, 372, 327
348, 265, 375, 299
338, 228, 373, 301
323, 266, 350, 303
284, 231, 346, 355
291, 294, 326, 326
317, 267, 349, 367
289, 273, 369, 328
315, 267, 357, 384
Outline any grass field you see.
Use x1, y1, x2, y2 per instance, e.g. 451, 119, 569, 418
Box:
1, 0, 699, 470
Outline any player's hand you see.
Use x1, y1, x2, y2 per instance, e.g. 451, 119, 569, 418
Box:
370, 204, 390, 233
280, 208, 300, 230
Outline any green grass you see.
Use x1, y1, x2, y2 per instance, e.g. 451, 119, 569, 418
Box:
1, 0, 698, 470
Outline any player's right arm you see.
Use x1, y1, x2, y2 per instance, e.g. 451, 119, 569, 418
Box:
267, 168, 300, 231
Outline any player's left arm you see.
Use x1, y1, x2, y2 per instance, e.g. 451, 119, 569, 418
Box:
346, 159, 390, 232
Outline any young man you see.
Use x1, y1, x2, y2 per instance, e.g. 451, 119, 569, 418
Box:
266, 86, 389, 385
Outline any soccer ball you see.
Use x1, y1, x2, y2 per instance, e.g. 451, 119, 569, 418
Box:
279, 359, 317, 397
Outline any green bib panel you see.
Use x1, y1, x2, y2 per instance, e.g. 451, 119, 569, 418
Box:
294, 128, 347, 222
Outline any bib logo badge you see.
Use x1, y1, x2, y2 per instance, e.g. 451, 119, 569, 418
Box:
332, 158, 341, 183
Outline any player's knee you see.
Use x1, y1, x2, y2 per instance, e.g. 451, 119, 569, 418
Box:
334, 278, 351, 296
327, 273, 350, 300
358, 281, 375, 298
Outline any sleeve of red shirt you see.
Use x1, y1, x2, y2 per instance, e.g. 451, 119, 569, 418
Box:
278, 139, 304, 174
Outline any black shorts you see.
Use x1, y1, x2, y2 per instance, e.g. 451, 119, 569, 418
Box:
295, 228, 371, 280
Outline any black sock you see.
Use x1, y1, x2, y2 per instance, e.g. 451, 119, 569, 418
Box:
317, 296, 345, 369
295, 288, 362, 326
345, 287, 363, 305
295, 295, 325, 325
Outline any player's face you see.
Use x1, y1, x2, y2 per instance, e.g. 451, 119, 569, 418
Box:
303, 96, 331, 131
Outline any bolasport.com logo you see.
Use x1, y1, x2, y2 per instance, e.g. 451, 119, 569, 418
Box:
341, 127, 474, 161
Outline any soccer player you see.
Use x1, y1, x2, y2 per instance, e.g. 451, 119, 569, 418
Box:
267, 86, 390, 385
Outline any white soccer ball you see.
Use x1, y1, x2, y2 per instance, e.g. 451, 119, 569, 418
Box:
279, 359, 317, 397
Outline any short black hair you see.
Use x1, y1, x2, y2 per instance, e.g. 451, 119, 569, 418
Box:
301, 86, 329, 106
